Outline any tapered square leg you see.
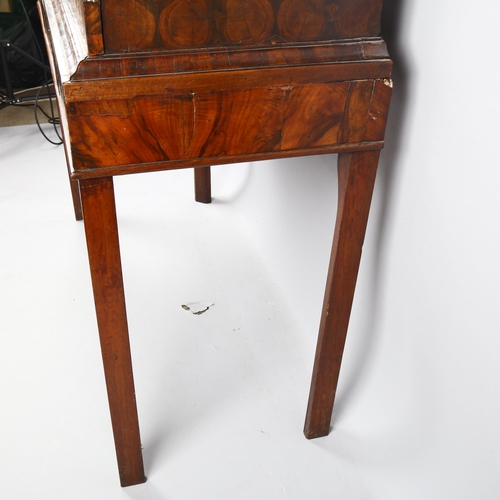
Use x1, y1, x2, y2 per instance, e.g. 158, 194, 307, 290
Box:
194, 166, 212, 203
80, 177, 146, 486
304, 150, 380, 439
69, 177, 82, 221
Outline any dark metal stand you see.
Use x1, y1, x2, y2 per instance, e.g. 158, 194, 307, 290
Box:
0, 27, 51, 109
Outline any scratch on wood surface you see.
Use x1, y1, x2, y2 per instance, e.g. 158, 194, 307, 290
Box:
269, 85, 294, 93
191, 91, 197, 128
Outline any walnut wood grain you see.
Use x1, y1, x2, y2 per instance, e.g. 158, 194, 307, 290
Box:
70, 141, 385, 180
64, 78, 391, 172
100, 0, 383, 52
102, 0, 157, 51
84, 0, 104, 56
304, 150, 380, 439
79, 177, 146, 487
66, 60, 392, 101
71, 39, 389, 80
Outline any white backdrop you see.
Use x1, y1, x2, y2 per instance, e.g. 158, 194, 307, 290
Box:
209, 0, 500, 497
2, 1, 500, 498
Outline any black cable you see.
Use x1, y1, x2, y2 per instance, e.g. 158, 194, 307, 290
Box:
10, 101, 56, 123
34, 80, 63, 145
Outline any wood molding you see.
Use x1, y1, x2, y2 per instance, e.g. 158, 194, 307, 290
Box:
71, 38, 390, 80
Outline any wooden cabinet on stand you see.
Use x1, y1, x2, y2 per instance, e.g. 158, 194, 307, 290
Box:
39, 0, 392, 487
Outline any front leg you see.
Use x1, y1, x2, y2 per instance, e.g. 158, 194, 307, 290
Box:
80, 177, 146, 486
304, 150, 380, 439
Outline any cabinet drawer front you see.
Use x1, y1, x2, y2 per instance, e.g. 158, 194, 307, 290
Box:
67, 78, 391, 171
101, 0, 383, 53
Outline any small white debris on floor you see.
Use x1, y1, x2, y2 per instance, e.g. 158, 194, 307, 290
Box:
181, 302, 214, 315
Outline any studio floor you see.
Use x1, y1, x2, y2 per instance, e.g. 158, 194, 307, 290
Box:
1, 123, 499, 500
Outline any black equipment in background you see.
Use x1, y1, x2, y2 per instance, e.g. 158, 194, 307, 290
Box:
0, 0, 61, 144
0, 0, 50, 104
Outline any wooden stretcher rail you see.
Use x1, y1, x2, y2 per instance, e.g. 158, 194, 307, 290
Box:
63, 61, 392, 101
69, 141, 386, 179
